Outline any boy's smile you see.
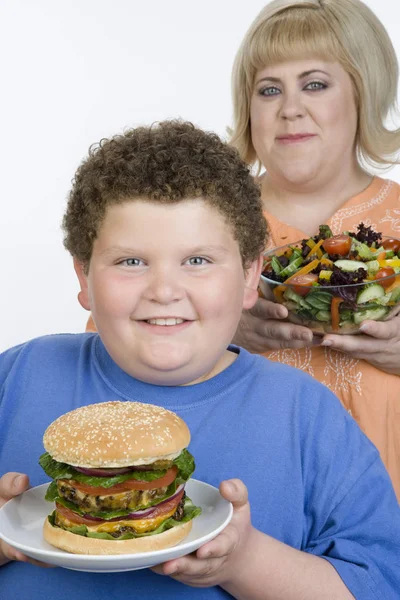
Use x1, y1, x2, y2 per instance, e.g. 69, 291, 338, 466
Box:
74, 199, 261, 386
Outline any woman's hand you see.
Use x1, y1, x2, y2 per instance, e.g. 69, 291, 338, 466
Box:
151, 479, 253, 589
0, 473, 54, 568
233, 297, 314, 352
321, 314, 400, 375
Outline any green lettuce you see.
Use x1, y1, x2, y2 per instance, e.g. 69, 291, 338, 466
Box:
48, 497, 201, 540
39, 448, 195, 490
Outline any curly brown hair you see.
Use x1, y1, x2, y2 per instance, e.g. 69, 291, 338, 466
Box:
62, 120, 267, 269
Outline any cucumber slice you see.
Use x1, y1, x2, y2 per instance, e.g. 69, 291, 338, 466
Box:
283, 288, 303, 304
334, 259, 366, 272
283, 287, 311, 309
356, 283, 385, 304
279, 257, 304, 278
315, 310, 331, 322
271, 256, 283, 275
353, 307, 389, 324
390, 286, 400, 303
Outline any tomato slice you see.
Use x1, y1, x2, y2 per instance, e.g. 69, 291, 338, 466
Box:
382, 238, 400, 253
375, 267, 395, 289
322, 235, 352, 256
143, 489, 184, 520
288, 273, 318, 296
55, 502, 103, 526
63, 465, 178, 496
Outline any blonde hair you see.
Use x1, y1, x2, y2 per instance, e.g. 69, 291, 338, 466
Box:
230, 0, 400, 170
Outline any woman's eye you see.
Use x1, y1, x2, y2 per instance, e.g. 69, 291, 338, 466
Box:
304, 81, 327, 91
119, 258, 143, 267
186, 256, 209, 266
260, 86, 281, 97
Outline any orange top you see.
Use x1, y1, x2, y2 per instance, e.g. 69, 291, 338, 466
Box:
263, 177, 400, 500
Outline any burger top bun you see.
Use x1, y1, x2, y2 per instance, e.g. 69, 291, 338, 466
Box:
43, 401, 190, 468
43, 516, 193, 555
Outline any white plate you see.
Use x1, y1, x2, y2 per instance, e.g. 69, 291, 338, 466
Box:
0, 479, 232, 573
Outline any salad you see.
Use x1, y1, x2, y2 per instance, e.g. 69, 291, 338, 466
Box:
262, 223, 400, 333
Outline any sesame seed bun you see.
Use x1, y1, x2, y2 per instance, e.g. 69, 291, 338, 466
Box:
43, 516, 193, 555
43, 401, 191, 467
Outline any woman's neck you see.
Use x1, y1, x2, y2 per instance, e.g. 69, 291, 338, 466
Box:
261, 163, 373, 236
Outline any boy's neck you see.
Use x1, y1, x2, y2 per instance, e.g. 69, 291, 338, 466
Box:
181, 348, 238, 386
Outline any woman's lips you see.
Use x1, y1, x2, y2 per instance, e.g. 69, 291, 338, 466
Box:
276, 134, 316, 145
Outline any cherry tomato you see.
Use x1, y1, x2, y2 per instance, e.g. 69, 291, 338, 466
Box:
375, 267, 396, 289
61, 465, 178, 496
289, 273, 319, 296
382, 238, 400, 254
322, 235, 352, 256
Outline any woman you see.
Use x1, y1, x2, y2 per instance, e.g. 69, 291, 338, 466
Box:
230, 0, 400, 499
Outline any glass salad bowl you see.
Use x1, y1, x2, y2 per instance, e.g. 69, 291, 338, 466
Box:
259, 228, 400, 335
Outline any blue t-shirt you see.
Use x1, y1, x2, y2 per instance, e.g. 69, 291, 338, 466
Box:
0, 333, 399, 599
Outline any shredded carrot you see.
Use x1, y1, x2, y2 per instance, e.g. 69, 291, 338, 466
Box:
283, 259, 320, 283
331, 297, 343, 332
377, 252, 386, 261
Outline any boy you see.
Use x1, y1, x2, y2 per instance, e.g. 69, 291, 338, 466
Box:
0, 121, 399, 600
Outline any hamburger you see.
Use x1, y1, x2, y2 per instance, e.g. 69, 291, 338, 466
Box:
39, 401, 201, 555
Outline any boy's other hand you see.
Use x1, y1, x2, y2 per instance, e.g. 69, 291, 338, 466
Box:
0, 473, 54, 568
151, 478, 253, 588
233, 297, 314, 352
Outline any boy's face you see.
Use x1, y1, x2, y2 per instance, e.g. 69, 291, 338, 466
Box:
74, 199, 262, 386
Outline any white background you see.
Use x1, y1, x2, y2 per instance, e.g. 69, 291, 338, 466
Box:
1, 0, 400, 351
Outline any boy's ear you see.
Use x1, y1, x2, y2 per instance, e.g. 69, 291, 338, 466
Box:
73, 258, 91, 311
243, 254, 263, 310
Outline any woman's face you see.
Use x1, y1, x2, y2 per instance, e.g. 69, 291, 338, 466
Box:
250, 59, 358, 187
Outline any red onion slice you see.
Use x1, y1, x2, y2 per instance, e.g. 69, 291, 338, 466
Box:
74, 464, 164, 477
74, 466, 135, 477
80, 484, 185, 522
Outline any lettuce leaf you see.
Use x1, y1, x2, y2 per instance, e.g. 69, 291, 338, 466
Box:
47, 497, 202, 540
39, 453, 168, 488
39, 448, 195, 490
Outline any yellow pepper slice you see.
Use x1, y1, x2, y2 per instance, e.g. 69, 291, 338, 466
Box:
378, 259, 400, 267
310, 238, 325, 259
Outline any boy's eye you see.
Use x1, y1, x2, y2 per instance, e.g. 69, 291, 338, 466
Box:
304, 81, 327, 91
186, 256, 209, 266
259, 86, 281, 97
119, 258, 143, 267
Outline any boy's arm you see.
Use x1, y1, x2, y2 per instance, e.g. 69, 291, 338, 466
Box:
223, 525, 354, 600
154, 463, 400, 599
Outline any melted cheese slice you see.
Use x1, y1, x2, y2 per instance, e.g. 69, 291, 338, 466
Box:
56, 506, 177, 534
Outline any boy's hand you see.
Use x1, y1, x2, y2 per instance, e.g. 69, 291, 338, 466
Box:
0, 473, 54, 568
151, 479, 253, 588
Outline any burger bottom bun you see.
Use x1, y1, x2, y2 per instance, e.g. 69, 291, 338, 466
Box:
43, 517, 193, 555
